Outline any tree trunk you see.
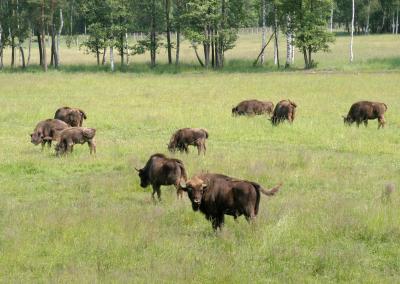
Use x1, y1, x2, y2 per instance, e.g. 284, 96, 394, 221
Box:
0, 23, 3, 69
273, 7, 279, 66
330, 1, 334, 32
120, 34, 124, 66
211, 29, 215, 67
27, 30, 32, 66
365, 0, 370, 34
303, 47, 308, 69
51, 23, 56, 67
150, 30, 156, 68
19, 46, 25, 68
41, 0, 47, 72
57, 9, 63, 66
261, 0, 266, 65
175, 27, 180, 66
125, 32, 129, 65
11, 36, 15, 68
350, 0, 355, 63
110, 45, 114, 71
308, 47, 312, 68
165, 0, 172, 64
203, 26, 210, 68
285, 15, 292, 68
37, 32, 43, 66
96, 47, 100, 65
102, 46, 107, 65
193, 44, 205, 67
396, 5, 399, 34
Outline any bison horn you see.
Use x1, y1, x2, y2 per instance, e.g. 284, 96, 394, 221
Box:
134, 167, 140, 172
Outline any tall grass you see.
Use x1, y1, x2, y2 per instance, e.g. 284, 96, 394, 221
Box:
0, 71, 399, 282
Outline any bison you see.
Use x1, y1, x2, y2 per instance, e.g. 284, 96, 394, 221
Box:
30, 119, 70, 149
343, 101, 387, 129
54, 107, 87, 127
271, 100, 297, 125
136, 153, 188, 200
168, 128, 209, 155
232, 100, 274, 116
55, 127, 96, 155
180, 173, 281, 230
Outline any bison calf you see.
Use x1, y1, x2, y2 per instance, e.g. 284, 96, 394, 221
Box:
232, 100, 274, 116
136, 153, 187, 200
168, 128, 209, 155
181, 173, 281, 230
30, 119, 70, 149
55, 127, 96, 156
343, 101, 387, 129
54, 107, 87, 127
271, 100, 297, 125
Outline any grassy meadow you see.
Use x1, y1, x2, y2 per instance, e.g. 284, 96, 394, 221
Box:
0, 33, 400, 282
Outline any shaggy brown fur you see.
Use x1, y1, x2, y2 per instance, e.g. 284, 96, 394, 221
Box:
54, 107, 87, 127
343, 101, 387, 129
30, 119, 70, 149
232, 100, 274, 116
55, 127, 96, 155
271, 100, 297, 125
168, 128, 209, 155
181, 173, 281, 230
136, 153, 188, 200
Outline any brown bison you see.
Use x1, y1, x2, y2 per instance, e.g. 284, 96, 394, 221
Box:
55, 127, 96, 155
232, 100, 274, 116
136, 153, 188, 200
271, 100, 297, 125
343, 101, 387, 129
30, 119, 70, 149
168, 128, 209, 155
180, 173, 281, 230
54, 107, 87, 127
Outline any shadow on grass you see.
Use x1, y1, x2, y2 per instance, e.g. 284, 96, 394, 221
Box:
365, 57, 400, 70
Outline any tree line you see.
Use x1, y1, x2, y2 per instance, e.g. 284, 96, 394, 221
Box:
0, 0, 399, 71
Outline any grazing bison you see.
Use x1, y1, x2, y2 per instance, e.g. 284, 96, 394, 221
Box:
55, 127, 96, 155
136, 153, 188, 200
232, 100, 274, 116
168, 128, 209, 155
30, 119, 70, 149
343, 101, 387, 129
271, 100, 297, 125
54, 107, 87, 127
181, 173, 281, 230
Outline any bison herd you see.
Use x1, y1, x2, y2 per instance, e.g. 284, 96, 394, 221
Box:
29, 99, 388, 230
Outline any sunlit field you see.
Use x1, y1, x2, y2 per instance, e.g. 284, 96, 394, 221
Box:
0, 33, 399, 282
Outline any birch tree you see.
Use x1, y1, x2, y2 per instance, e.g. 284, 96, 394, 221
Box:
261, 0, 266, 65
350, 0, 354, 63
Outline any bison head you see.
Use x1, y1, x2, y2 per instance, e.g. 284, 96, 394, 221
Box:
180, 176, 208, 211
135, 168, 149, 188
343, 115, 353, 125
30, 132, 43, 145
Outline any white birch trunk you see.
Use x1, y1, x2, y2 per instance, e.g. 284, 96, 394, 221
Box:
285, 15, 292, 67
110, 45, 114, 72
366, 0, 370, 34
330, 1, 334, 32
396, 5, 399, 34
350, 0, 355, 63
125, 32, 129, 65
27, 30, 32, 66
0, 23, 2, 69
274, 9, 278, 65
261, 0, 266, 65
57, 9, 63, 65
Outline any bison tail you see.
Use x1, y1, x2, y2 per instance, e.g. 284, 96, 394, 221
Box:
260, 183, 282, 196
383, 103, 388, 111
203, 129, 209, 139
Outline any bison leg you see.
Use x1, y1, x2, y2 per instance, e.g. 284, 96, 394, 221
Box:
211, 214, 225, 231
363, 120, 368, 127
88, 140, 96, 155
152, 184, 161, 201
41, 141, 46, 151
184, 145, 189, 154
378, 116, 385, 129
47, 140, 52, 148
202, 142, 206, 155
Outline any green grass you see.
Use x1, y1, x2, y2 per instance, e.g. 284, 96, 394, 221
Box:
1, 32, 400, 282
0, 71, 399, 282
